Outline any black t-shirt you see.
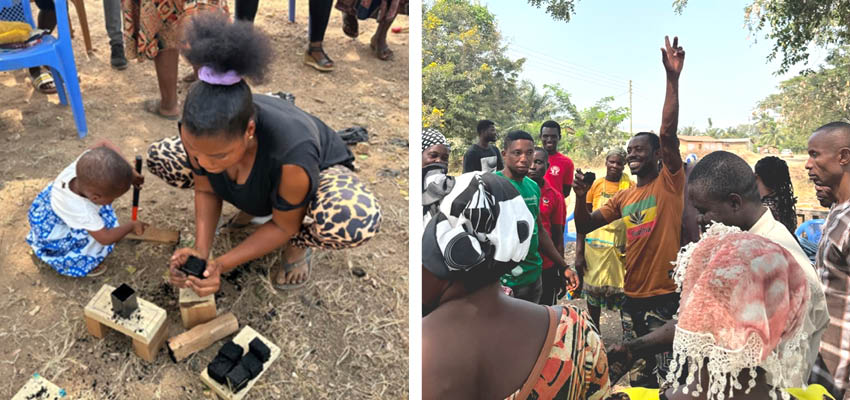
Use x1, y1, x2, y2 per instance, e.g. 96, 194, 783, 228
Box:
462, 144, 503, 173
191, 94, 354, 216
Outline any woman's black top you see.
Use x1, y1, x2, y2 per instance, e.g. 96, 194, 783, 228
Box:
191, 94, 354, 216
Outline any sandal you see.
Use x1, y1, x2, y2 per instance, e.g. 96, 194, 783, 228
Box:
272, 248, 313, 290
143, 99, 180, 121
87, 264, 107, 277
303, 46, 334, 72
342, 13, 359, 38
369, 38, 393, 61
31, 71, 57, 94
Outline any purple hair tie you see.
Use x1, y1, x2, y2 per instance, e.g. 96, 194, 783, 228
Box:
197, 65, 242, 86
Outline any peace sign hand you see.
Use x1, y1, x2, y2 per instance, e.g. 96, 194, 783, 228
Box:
661, 35, 685, 79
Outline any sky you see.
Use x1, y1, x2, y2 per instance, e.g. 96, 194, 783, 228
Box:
479, 0, 829, 133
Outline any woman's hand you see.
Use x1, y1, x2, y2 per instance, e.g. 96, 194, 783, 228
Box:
168, 247, 200, 289
186, 259, 222, 297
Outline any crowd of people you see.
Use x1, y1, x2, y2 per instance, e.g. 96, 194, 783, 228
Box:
421, 36, 850, 400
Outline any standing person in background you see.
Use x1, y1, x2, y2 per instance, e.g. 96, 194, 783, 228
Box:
103, 0, 128, 69
572, 36, 685, 388
495, 131, 578, 303
529, 147, 566, 306
462, 120, 503, 173
231, 0, 335, 72
336, 0, 408, 61
805, 121, 850, 400
540, 120, 575, 198
754, 155, 798, 235
574, 148, 633, 330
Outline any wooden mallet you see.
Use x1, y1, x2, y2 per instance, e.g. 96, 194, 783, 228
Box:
132, 155, 142, 221
124, 155, 180, 244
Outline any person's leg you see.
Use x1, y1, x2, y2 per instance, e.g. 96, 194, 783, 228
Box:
369, 15, 394, 60
278, 165, 381, 287
29, 1, 57, 83
103, 0, 127, 69
304, 0, 334, 72
645, 294, 679, 386
622, 301, 658, 388
151, 48, 180, 117
235, 0, 260, 22
539, 267, 557, 306
588, 304, 601, 330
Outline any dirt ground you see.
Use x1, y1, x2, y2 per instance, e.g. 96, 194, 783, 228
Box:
0, 1, 409, 398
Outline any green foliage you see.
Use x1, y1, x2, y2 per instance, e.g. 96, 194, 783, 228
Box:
562, 97, 631, 159
526, 0, 579, 23
424, 0, 631, 162
675, 0, 850, 74
423, 0, 526, 143
755, 46, 850, 150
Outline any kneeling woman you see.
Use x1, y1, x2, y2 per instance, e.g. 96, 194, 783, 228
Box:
148, 14, 381, 296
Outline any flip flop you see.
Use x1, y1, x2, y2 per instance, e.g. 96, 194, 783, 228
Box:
181, 72, 198, 83
143, 99, 179, 121
304, 46, 334, 72
369, 41, 393, 61
31, 71, 57, 94
273, 248, 313, 290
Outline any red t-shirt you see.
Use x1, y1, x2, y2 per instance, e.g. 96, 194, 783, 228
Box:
538, 179, 567, 270
545, 152, 575, 197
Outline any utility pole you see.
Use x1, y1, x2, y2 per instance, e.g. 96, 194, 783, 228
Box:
629, 79, 635, 135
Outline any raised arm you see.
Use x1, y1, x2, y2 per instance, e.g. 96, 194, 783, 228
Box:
659, 36, 684, 174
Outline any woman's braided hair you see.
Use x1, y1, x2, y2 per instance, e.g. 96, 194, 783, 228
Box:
755, 156, 797, 234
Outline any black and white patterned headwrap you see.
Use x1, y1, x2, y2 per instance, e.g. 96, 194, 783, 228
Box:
422, 127, 449, 152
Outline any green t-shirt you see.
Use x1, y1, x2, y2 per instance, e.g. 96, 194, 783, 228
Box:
495, 171, 542, 287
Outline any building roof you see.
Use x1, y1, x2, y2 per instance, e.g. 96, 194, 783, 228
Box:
678, 135, 752, 144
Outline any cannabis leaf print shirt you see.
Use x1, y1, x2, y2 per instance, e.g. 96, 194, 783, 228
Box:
598, 166, 685, 298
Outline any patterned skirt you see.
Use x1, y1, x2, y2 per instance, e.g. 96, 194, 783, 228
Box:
122, 0, 228, 60
26, 184, 118, 277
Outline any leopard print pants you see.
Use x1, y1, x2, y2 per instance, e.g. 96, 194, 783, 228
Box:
147, 136, 381, 249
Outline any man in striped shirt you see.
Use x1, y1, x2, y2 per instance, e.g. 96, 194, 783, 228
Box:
807, 121, 850, 399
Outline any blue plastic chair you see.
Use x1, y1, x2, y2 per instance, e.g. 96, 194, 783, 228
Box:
563, 212, 577, 245
0, 0, 87, 137
795, 219, 825, 244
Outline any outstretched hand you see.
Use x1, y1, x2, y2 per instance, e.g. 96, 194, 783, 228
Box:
661, 36, 685, 78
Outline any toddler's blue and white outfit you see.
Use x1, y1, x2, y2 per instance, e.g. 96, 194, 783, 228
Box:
26, 155, 118, 277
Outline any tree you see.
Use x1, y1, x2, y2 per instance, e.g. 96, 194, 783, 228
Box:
423, 0, 526, 143
561, 96, 630, 159
526, 0, 579, 23
674, 0, 850, 74
755, 46, 850, 150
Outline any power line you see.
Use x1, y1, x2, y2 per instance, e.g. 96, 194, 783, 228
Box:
511, 45, 633, 87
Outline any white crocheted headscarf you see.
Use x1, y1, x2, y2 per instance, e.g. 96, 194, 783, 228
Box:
666, 223, 811, 400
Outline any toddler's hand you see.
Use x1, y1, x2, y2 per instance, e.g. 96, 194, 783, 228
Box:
132, 170, 145, 189
132, 220, 148, 235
